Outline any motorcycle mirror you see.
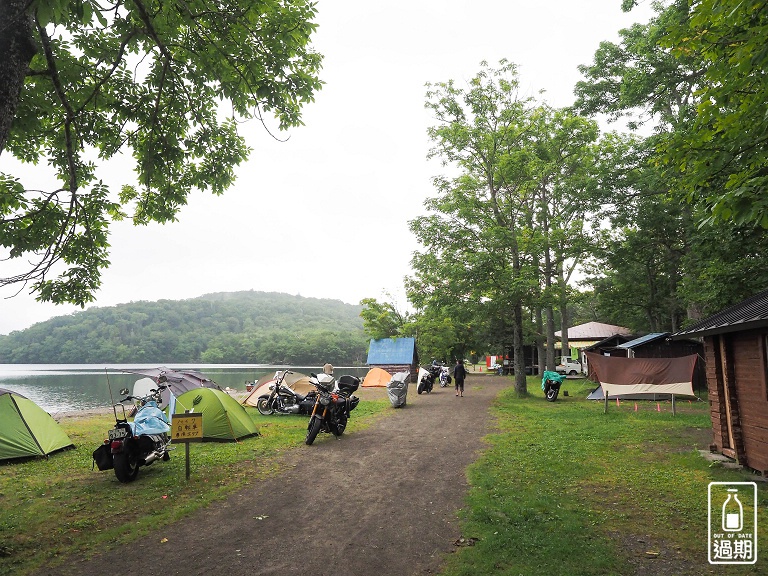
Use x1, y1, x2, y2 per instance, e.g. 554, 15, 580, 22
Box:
119, 388, 129, 395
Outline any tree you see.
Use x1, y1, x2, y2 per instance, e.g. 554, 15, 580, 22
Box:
359, 297, 410, 340
576, 0, 768, 320
658, 0, 768, 227
410, 61, 601, 394
0, 0, 323, 305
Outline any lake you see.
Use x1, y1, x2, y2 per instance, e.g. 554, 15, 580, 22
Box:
0, 364, 369, 414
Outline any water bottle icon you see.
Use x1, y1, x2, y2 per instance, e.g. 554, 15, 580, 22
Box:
722, 488, 743, 532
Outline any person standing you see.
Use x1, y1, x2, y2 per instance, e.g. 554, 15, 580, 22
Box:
453, 358, 467, 397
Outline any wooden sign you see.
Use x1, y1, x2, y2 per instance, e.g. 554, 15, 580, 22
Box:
171, 412, 203, 442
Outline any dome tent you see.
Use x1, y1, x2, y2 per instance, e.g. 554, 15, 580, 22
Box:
0, 388, 74, 461
172, 388, 259, 441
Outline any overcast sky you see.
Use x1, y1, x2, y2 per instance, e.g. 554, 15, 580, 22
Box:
0, 0, 657, 336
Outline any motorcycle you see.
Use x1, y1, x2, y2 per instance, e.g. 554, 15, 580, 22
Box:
92, 383, 173, 483
541, 370, 565, 402
439, 366, 452, 387
304, 372, 360, 445
417, 363, 442, 394
255, 370, 317, 416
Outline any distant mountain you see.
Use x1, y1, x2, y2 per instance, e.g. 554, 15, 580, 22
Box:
0, 291, 368, 365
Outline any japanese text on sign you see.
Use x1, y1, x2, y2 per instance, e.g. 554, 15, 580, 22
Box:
171, 413, 203, 442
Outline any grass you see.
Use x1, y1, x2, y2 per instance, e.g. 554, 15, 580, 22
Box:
440, 376, 767, 576
0, 398, 390, 576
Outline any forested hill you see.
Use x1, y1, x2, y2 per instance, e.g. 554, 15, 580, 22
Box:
0, 292, 368, 365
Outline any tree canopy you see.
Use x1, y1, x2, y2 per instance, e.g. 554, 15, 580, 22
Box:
0, 0, 323, 305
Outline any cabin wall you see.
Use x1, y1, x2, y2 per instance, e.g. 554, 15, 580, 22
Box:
706, 329, 768, 473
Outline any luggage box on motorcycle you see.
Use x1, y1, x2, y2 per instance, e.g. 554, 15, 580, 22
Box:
337, 375, 360, 395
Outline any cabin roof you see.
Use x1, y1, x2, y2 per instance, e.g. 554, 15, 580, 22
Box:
366, 337, 416, 365
672, 289, 768, 338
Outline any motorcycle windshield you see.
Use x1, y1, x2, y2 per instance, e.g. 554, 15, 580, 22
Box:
131, 402, 171, 435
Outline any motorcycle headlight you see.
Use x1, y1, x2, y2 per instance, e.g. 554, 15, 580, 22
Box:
320, 396, 331, 406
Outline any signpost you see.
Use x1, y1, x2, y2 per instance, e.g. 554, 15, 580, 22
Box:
171, 412, 203, 480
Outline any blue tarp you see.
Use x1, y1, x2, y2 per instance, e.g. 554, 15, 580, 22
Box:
130, 401, 171, 435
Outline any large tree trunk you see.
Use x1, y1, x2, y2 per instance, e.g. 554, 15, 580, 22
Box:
535, 305, 545, 376
512, 301, 527, 395
0, 0, 36, 155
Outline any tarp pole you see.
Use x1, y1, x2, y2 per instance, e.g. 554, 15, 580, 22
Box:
604, 392, 608, 414
672, 394, 676, 416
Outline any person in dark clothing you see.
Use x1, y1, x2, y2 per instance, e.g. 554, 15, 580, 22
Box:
453, 359, 467, 397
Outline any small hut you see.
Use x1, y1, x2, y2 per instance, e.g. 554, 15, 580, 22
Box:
672, 289, 768, 474
366, 337, 419, 382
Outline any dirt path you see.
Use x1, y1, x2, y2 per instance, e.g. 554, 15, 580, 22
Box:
39, 373, 504, 576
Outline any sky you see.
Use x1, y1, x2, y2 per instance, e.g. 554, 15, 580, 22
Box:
0, 0, 657, 336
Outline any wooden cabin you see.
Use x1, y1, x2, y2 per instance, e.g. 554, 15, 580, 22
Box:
366, 337, 419, 383
672, 289, 768, 474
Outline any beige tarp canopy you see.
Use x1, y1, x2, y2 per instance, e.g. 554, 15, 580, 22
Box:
587, 352, 697, 398
362, 367, 392, 387
242, 371, 314, 407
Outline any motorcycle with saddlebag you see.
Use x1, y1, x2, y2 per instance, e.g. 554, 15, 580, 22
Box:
92, 382, 173, 482
304, 372, 360, 445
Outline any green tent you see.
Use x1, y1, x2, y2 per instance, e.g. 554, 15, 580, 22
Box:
172, 388, 259, 441
0, 388, 74, 461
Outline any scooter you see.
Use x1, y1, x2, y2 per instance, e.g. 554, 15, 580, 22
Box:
304, 372, 360, 445
92, 384, 173, 483
439, 366, 452, 387
255, 370, 317, 415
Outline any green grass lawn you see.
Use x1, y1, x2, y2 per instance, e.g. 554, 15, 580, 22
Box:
440, 376, 767, 575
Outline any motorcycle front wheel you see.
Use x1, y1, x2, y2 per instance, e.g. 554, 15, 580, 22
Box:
113, 451, 140, 483
256, 395, 274, 415
545, 386, 560, 402
417, 379, 426, 394
305, 416, 322, 445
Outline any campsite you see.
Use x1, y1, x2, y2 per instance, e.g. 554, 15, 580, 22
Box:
1, 372, 765, 576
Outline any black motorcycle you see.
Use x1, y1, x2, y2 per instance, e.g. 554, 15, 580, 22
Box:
417, 363, 442, 394
93, 384, 172, 483
304, 373, 360, 445
542, 371, 565, 402
255, 370, 317, 416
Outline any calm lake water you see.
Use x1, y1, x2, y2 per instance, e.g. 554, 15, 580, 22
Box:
0, 364, 369, 414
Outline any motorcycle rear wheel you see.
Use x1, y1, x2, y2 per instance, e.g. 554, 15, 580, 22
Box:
256, 396, 274, 415
305, 416, 322, 445
545, 386, 559, 402
113, 451, 140, 483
